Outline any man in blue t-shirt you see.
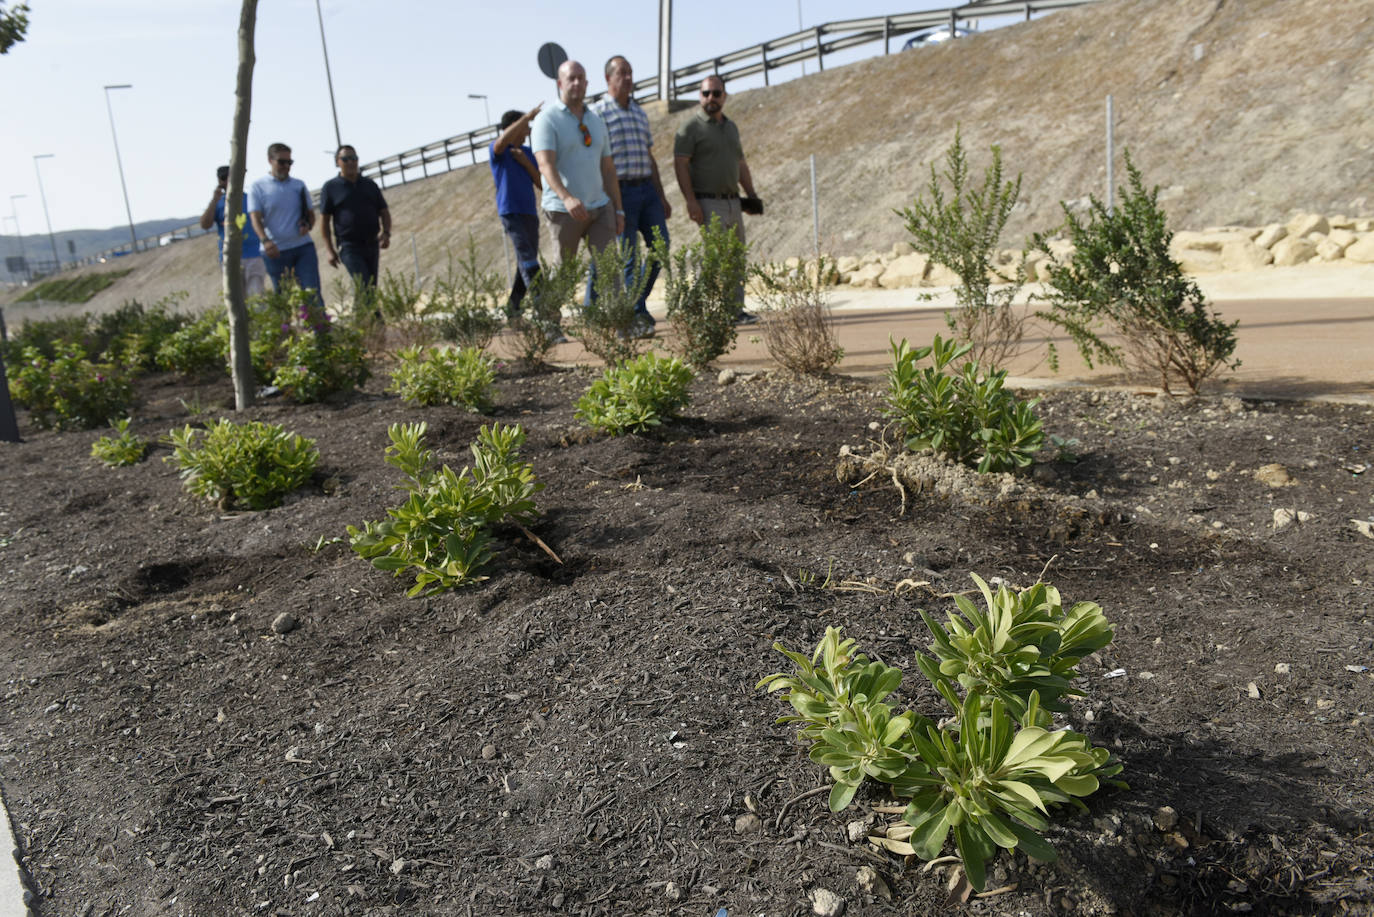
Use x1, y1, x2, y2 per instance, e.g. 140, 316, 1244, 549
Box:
489, 106, 543, 317
199, 165, 267, 298
247, 142, 322, 305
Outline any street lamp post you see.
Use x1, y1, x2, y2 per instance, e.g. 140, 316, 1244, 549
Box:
32, 155, 61, 269
8, 194, 27, 273
315, 0, 342, 149
103, 84, 138, 252
468, 93, 492, 127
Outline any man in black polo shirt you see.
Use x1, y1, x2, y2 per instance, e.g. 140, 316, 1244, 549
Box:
320, 144, 391, 292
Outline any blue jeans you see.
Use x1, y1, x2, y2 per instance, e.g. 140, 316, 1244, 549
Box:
618, 181, 668, 316
264, 242, 324, 309
499, 213, 541, 314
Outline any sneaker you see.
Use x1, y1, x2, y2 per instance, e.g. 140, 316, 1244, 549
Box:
735, 310, 759, 325
631, 315, 657, 339
544, 326, 569, 345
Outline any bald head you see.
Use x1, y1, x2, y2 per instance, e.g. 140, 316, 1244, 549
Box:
557, 60, 588, 109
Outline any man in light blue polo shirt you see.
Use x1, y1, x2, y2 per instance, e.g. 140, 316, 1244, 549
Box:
531, 60, 624, 263
248, 142, 322, 305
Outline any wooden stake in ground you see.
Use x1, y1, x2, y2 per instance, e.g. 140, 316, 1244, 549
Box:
224, 0, 259, 410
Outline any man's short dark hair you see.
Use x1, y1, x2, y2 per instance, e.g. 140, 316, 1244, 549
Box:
702, 74, 725, 91
216, 165, 230, 181
335, 144, 356, 159
499, 110, 524, 131
267, 142, 291, 158
605, 55, 629, 79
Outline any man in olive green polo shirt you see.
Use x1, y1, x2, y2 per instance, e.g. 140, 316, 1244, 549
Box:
673, 74, 759, 321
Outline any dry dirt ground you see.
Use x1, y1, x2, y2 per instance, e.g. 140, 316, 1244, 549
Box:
1, 357, 1372, 916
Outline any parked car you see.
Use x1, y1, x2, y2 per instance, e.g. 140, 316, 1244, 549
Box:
902, 24, 976, 49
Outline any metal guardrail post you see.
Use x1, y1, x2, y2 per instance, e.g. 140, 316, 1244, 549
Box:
815, 26, 825, 70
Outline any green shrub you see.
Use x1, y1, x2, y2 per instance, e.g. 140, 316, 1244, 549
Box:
272, 321, 370, 403
751, 258, 844, 375
0, 313, 91, 363
388, 344, 495, 411
430, 237, 506, 351
572, 240, 653, 367
348, 422, 542, 596
15, 269, 132, 304
87, 293, 192, 373
157, 309, 225, 377
898, 129, 1032, 369
166, 419, 319, 510
89, 417, 148, 466
652, 217, 748, 369
1032, 152, 1240, 394
8, 344, 136, 431
575, 351, 694, 435
886, 334, 1042, 473
505, 256, 582, 366
759, 575, 1123, 892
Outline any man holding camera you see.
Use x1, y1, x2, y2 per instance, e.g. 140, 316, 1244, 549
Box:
199, 164, 267, 298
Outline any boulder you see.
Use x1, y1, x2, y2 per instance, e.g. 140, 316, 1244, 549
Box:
1315, 239, 1346, 262
1343, 234, 1374, 263
1172, 230, 1249, 254
783, 256, 802, 270
1328, 228, 1357, 249
878, 252, 929, 288
1253, 223, 1288, 249
835, 255, 860, 273
1329, 215, 1353, 230
925, 263, 961, 287
1355, 219, 1374, 232
891, 240, 915, 257
1285, 212, 1329, 238
1271, 236, 1317, 267
847, 263, 886, 288
1175, 248, 1225, 273
1220, 239, 1273, 271
860, 251, 885, 267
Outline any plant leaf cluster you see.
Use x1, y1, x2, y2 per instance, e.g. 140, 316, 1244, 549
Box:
166, 419, 318, 510
347, 422, 542, 596
759, 575, 1124, 890
8, 344, 136, 431
429, 236, 506, 351
573, 240, 654, 367
575, 352, 694, 435
388, 345, 496, 412
750, 258, 845, 375
651, 217, 748, 369
89, 417, 148, 467
886, 335, 1043, 473
1032, 153, 1240, 394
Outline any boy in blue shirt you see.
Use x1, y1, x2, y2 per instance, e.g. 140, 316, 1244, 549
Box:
199, 164, 267, 298
489, 106, 543, 316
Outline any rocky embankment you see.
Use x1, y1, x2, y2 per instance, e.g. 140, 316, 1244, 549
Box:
825, 211, 1374, 290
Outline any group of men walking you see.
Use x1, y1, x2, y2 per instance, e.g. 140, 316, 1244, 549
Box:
204, 54, 759, 336
493, 56, 760, 336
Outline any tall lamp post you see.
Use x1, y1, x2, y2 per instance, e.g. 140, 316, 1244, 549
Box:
8, 194, 27, 275
103, 84, 138, 252
468, 93, 491, 127
32, 155, 61, 269
315, 0, 342, 149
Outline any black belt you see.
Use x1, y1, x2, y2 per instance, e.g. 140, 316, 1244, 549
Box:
619, 176, 653, 186
694, 191, 738, 200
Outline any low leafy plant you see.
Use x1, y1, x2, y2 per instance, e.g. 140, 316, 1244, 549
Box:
751, 258, 844, 375
572, 240, 653, 367
90, 293, 192, 373
388, 344, 496, 411
0, 313, 91, 362
898, 129, 1033, 369
90, 417, 147, 466
759, 575, 1124, 892
575, 351, 694, 435
157, 309, 225, 377
347, 422, 542, 595
1049, 434, 1081, 463
7, 344, 136, 431
166, 419, 319, 510
504, 256, 582, 366
272, 321, 370, 403
1032, 152, 1240, 394
367, 269, 436, 348
430, 237, 506, 351
886, 334, 1043, 473
652, 217, 749, 369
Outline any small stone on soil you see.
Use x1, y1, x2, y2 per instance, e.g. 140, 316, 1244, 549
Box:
855, 866, 891, 900
734, 813, 762, 834
271, 612, 297, 634
810, 887, 846, 917
1154, 806, 1179, 832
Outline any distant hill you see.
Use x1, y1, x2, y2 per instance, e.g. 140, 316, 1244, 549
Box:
4, 0, 1371, 313
1, 218, 202, 281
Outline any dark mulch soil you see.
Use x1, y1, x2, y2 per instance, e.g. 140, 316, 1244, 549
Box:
1, 366, 1371, 917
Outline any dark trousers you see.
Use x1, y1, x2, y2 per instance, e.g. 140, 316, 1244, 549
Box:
500, 213, 541, 314
338, 242, 381, 289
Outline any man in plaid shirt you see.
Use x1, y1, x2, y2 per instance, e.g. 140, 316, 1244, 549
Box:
593, 55, 673, 338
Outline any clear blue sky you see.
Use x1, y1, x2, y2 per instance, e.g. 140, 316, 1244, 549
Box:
2, 0, 970, 236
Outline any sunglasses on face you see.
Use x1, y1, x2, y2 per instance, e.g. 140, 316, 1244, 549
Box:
338, 155, 358, 162
701, 89, 723, 98
274, 158, 294, 165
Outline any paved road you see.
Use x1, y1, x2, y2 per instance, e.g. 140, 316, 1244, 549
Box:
561, 288, 1373, 402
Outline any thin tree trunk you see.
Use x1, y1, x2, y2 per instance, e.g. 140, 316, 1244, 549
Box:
225, 0, 259, 410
